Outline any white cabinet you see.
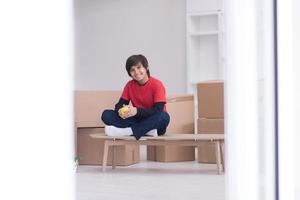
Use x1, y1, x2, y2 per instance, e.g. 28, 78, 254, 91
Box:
186, 0, 224, 93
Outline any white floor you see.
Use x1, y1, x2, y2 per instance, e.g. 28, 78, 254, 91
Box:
76, 161, 225, 200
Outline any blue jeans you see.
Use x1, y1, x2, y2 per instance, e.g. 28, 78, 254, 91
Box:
101, 110, 170, 140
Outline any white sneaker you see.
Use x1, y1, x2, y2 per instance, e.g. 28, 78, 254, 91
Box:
105, 125, 133, 136
145, 129, 158, 137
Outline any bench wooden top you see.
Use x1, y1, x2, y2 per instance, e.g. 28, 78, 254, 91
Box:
90, 133, 224, 141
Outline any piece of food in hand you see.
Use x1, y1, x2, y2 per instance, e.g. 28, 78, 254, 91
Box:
118, 106, 129, 117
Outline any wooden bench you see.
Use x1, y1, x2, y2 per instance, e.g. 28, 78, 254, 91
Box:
90, 133, 225, 174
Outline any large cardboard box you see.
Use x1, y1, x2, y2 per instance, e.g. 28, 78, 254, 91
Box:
77, 127, 139, 165
75, 91, 140, 166
197, 118, 224, 163
75, 91, 121, 128
147, 94, 195, 162
197, 81, 224, 118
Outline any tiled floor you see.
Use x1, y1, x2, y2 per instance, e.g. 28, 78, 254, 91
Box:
76, 161, 225, 200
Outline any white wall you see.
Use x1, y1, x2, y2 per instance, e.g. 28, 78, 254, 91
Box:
74, 0, 187, 93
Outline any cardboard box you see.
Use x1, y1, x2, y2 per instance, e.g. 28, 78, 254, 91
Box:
74, 91, 121, 128
198, 118, 224, 134
147, 94, 195, 162
75, 91, 140, 165
77, 127, 139, 166
147, 145, 195, 162
198, 142, 217, 163
197, 118, 224, 163
197, 81, 224, 118
197, 81, 224, 163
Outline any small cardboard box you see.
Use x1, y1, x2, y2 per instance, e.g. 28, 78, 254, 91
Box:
198, 142, 217, 163
77, 128, 139, 165
147, 94, 195, 162
197, 118, 224, 163
75, 91, 140, 165
198, 118, 224, 134
197, 81, 224, 118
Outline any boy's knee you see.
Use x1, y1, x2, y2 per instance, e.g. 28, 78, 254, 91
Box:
159, 112, 170, 126
101, 109, 115, 124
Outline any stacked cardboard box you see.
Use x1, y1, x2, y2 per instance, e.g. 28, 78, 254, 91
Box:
147, 94, 195, 162
197, 81, 224, 163
75, 91, 140, 166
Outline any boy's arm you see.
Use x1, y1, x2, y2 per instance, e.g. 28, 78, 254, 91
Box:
114, 98, 129, 113
135, 102, 165, 118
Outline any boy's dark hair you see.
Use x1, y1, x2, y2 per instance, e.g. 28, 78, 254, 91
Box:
125, 54, 150, 77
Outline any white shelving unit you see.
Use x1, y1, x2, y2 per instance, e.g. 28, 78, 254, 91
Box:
186, 0, 224, 93
186, 0, 224, 133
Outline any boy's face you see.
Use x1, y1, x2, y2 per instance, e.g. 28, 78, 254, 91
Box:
129, 63, 149, 83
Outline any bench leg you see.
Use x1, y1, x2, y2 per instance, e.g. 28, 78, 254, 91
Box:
220, 141, 225, 172
102, 140, 109, 172
215, 141, 222, 174
112, 142, 116, 169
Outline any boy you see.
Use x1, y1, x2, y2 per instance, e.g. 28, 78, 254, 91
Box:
101, 54, 170, 140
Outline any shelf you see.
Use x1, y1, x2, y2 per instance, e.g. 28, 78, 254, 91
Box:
189, 14, 218, 33
189, 31, 219, 36
187, 10, 222, 17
